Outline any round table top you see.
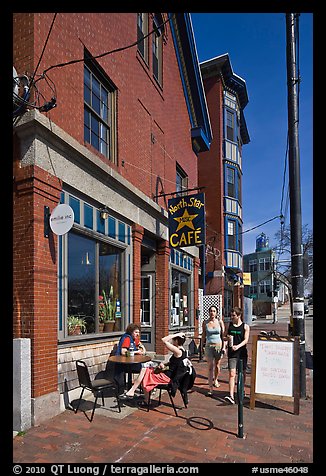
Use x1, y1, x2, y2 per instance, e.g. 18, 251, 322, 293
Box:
108, 354, 152, 364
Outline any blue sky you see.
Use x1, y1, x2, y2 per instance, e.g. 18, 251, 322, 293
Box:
190, 13, 313, 255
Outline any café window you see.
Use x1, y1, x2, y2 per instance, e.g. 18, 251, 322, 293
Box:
66, 231, 123, 337
170, 269, 190, 328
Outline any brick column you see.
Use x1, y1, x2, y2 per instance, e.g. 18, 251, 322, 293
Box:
13, 163, 62, 404
132, 224, 144, 325
155, 239, 170, 355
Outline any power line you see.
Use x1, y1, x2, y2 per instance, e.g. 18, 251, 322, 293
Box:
42, 14, 173, 77
240, 215, 283, 235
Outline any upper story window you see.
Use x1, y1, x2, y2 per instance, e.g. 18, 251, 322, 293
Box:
84, 53, 116, 162
152, 14, 163, 85
226, 166, 235, 197
137, 13, 149, 63
249, 259, 257, 273
259, 257, 271, 271
176, 164, 188, 195
226, 109, 235, 142
227, 220, 236, 250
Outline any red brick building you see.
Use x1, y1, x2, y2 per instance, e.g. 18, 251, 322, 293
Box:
13, 13, 212, 427
198, 54, 250, 319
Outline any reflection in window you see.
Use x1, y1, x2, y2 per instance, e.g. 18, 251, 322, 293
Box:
171, 269, 190, 327
68, 233, 96, 334
141, 276, 152, 326
67, 232, 123, 336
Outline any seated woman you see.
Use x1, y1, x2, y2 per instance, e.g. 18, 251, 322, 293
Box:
114, 323, 146, 392
121, 332, 187, 406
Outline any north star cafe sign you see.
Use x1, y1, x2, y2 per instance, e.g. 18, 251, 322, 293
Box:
168, 193, 205, 249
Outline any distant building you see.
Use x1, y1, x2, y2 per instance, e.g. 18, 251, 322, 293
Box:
199, 54, 250, 320
243, 233, 275, 316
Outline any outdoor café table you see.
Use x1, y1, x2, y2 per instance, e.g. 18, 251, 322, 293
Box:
108, 354, 152, 390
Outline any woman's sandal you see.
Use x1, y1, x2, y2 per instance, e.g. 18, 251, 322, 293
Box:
213, 380, 220, 388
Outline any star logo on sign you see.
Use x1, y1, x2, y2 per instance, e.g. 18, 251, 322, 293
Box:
174, 209, 198, 232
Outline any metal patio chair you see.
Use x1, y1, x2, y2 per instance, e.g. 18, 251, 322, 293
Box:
74, 360, 121, 421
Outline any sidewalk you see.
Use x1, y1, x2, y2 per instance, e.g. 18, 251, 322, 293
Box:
13, 318, 313, 464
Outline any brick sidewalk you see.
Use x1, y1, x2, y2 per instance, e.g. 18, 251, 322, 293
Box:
13, 319, 313, 464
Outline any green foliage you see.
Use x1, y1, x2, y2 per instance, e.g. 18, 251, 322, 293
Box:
99, 286, 116, 322
67, 315, 87, 333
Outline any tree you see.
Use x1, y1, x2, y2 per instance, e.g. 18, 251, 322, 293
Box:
273, 224, 313, 295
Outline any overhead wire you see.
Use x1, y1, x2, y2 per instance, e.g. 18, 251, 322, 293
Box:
41, 14, 173, 77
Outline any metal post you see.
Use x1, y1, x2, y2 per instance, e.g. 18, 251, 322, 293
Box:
286, 13, 306, 398
272, 257, 278, 324
237, 359, 244, 438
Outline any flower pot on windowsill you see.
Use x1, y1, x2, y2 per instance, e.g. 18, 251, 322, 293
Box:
68, 325, 83, 336
103, 321, 115, 332
99, 322, 105, 333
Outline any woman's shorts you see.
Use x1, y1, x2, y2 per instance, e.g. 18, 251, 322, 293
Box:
205, 344, 222, 360
228, 356, 247, 372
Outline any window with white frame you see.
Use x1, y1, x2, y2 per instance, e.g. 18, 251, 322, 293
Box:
249, 259, 257, 272
227, 220, 236, 250
152, 14, 163, 85
176, 163, 188, 195
137, 13, 149, 63
141, 275, 152, 326
84, 53, 116, 161
259, 257, 271, 271
226, 166, 235, 198
259, 279, 271, 295
226, 109, 235, 142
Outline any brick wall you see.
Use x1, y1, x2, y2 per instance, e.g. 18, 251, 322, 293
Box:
13, 13, 198, 205
13, 13, 200, 402
13, 158, 62, 398
199, 77, 225, 296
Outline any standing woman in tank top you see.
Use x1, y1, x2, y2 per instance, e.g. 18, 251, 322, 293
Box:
202, 305, 226, 396
224, 306, 250, 404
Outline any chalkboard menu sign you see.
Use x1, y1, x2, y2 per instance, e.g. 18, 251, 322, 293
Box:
250, 335, 300, 415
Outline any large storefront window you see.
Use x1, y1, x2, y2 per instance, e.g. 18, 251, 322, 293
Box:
66, 231, 123, 337
170, 269, 190, 327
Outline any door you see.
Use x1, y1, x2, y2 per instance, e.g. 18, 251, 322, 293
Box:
140, 274, 155, 351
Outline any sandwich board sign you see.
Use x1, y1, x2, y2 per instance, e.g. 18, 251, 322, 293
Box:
250, 335, 300, 415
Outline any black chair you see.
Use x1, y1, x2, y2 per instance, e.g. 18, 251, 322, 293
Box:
145, 378, 190, 417
75, 360, 121, 421
145, 363, 196, 416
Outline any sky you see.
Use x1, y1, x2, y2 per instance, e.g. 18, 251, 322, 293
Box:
190, 13, 313, 255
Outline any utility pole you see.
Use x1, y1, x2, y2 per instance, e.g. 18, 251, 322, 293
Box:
272, 256, 278, 324
285, 13, 306, 398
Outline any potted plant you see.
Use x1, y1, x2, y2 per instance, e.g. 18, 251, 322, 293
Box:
67, 315, 87, 336
99, 287, 116, 332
